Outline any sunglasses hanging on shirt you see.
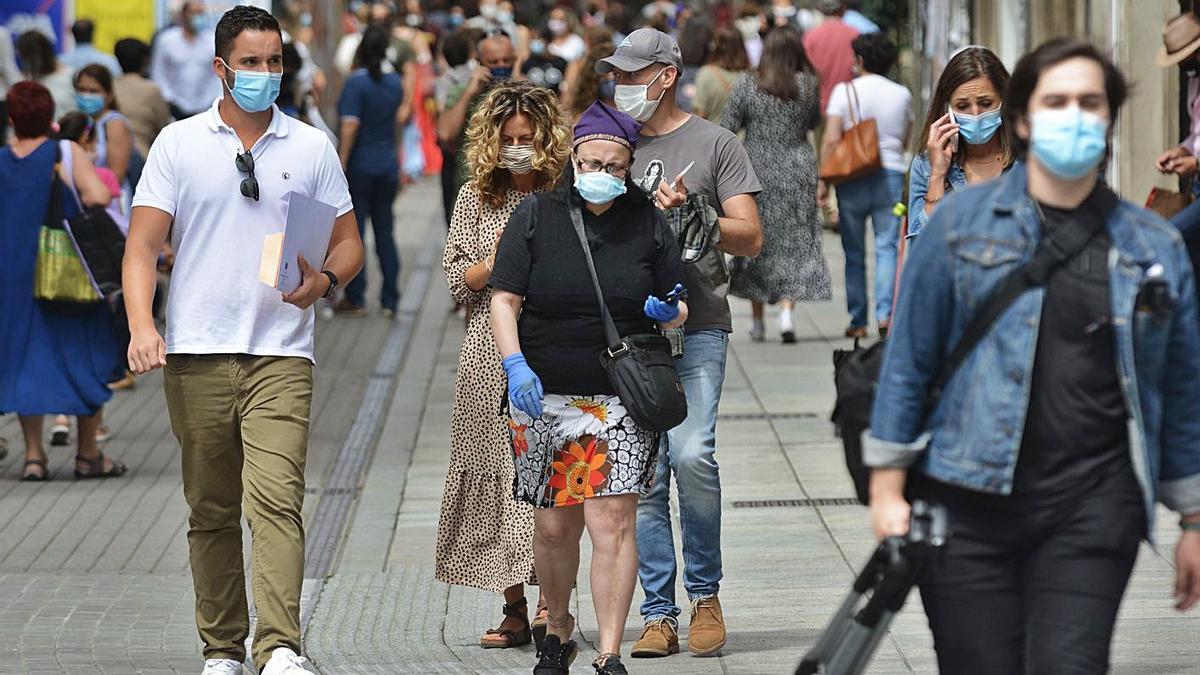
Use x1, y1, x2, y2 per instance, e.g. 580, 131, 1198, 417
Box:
235, 150, 259, 202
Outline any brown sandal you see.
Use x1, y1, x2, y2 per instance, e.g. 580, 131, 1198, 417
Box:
531, 603, 549, 650
480, 597, 533, 649
74, 453, 127, 480
21, 459, 49, 482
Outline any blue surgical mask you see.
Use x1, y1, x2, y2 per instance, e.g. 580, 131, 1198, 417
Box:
530, 39, 545, 56
953, 105, 1003, 145
75, 93, 105, 116
598, 79, 616, 101
575, 169, 627, 204
490, 66, 513, 81
219, 58, 283, 113
1030, 107, 1109, 180
189, 15, 206, 33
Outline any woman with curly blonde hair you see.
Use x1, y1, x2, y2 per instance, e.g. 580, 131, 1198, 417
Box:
437, 80, 570, 651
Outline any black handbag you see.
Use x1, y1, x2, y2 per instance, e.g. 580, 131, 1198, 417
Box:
67, 206, 126, 298
831, 196, 1112, 505
568, 199, 688, 433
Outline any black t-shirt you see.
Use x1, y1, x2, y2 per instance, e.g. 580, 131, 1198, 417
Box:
489, 186, 684, 395
1010, 200, 1130, 502
519, 55, 568, 97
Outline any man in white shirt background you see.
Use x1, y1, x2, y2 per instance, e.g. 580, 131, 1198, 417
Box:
151, 0, 223, 120
122, 6, 363, 675
61, 19, 122, 77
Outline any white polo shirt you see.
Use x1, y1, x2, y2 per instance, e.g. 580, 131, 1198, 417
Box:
132, 97, 353, 362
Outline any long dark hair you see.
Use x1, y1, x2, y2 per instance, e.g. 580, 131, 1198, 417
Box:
1004, 38, 1128, 160
356, 25, 391, 81
678, 16, 713, 67
15, 31, 58, 79
756, 25, 811, 101
916, 46, 1012, 165
709, 26, 750, 72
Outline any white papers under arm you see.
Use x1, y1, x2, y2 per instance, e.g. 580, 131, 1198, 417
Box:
260, 191, 339, 293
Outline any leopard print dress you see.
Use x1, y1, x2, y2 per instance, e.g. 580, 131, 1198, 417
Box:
435, 183, 535, 592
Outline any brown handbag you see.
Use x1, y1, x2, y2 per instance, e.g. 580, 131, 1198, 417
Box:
819, 81, 882, 184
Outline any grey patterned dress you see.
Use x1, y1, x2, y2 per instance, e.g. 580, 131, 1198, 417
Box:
722, 72, 832, 303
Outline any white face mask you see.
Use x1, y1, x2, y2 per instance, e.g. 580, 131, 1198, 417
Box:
614, 67, 668, 123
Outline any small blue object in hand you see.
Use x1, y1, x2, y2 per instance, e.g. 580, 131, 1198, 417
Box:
501, 353, 544, 419
644, 283, 686, 322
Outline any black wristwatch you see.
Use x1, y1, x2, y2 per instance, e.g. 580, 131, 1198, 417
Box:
321, 270, 339, 299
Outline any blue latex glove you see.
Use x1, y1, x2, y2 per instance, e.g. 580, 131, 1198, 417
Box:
502, 353, 544, 419
644, 283, 686, 322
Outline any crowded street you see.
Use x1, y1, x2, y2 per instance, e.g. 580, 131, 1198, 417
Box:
3, 1, 1200, 674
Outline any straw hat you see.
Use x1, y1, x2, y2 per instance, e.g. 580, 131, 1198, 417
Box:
1158, 13, 1200, 67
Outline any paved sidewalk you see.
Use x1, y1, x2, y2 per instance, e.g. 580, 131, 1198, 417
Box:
2, 178, 1199, 673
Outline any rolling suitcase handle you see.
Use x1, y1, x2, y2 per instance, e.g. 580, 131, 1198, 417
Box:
796, 501, 949, 675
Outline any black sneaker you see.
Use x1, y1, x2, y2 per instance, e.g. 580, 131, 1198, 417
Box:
594, 654, 629, 674
534, 635, 577, 675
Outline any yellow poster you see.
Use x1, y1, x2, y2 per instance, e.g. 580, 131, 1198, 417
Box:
73, 0, 157, 55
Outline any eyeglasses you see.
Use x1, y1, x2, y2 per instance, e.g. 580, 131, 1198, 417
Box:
577, 158, 629, 178
235, 150, 259, 202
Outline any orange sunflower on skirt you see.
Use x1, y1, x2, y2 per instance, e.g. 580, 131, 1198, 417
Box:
508, 419, 529, 457
547, 435, 610, 507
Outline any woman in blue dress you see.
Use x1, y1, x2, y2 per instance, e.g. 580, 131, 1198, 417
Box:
0, 81, 127, 481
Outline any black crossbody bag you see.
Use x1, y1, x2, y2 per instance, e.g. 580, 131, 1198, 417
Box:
832, 197, 1111, 504
568, 200, 688, 433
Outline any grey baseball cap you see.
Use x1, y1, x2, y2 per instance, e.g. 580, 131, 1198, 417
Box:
596, 28, 683, 74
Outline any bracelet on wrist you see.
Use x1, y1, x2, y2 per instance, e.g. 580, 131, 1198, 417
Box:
1182, 520, 1200, 532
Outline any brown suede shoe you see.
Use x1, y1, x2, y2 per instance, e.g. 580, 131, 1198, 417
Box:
630, 618, 679, 658
688, 596, 726, 656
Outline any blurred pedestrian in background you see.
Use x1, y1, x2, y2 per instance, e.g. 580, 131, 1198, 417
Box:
113, 39, 173, 159
16, 31, 77, 117
803, 0, 861, 112
520, 25, 567, 98
62, 20, 122, 76
336, 25, 405, 319
694, 26, 751, 125
436, 28, 476, 227
547, 6, 586, 63
73, 65, 137, 203
675, 16, 712, 114
821, 33, 911, 338
490, 100, 687, 675
724, 25, 831, 344
564, 29, 616, 125
909, 46, 1015, 239
0, 26, 20, 141
842, 0, 881, 34
151, 0, 221, 120
0, 81, 124, 482
438, 80, 569, 652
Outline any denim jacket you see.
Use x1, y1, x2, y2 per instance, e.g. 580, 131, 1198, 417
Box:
907, 152, 1021, 238
866, 162, 1200, 534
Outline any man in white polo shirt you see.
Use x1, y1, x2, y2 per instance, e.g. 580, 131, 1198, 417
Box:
121, 7, 363, 675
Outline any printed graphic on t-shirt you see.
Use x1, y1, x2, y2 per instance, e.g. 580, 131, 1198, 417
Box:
637, 159, 665, 196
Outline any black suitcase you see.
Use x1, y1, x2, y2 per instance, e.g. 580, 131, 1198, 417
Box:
796, 501, 949, 675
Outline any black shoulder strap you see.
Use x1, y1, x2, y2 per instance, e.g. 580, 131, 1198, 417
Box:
567, 196, 624, 351
926, 199, 1109, 403
44, 142, 65, 230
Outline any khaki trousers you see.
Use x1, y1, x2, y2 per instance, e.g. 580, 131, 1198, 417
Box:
164, 354, 312, 668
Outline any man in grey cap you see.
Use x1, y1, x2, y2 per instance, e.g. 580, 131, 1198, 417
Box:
598, 27, 762, 659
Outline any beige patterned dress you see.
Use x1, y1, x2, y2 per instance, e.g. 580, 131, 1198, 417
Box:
436, 183, 535, 592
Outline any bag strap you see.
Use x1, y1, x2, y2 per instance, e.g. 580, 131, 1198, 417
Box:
567, 195, 625, 351
43, 142, 66, 230
845, 81, 862, 126
926, 199, 1110, 403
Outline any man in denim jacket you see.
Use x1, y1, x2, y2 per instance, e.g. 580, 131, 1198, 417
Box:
864, 39, 1200, 674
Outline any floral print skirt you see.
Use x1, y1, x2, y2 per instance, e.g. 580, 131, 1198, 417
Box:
510, 394, 658, 508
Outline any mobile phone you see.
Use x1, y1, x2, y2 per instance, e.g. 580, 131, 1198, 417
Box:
947, 105, 959, 152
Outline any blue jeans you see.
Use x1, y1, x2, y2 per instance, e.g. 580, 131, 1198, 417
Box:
637, 329, 728, 621
836, 168, 903, 328
345, 171, 401, 310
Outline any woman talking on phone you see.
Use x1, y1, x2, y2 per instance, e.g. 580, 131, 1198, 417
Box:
908, 46, 1017, 239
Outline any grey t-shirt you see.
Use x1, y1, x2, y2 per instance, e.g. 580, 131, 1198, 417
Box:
631, 115, 762, 332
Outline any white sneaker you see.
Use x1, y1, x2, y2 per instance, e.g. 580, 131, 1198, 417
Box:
749, 319, 765, 342
779, 309, 796, 344
260, 648, 313, 675
201, 659, 243, 675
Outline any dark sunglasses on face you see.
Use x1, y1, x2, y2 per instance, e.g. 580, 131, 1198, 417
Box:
235, 150, 259, 202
